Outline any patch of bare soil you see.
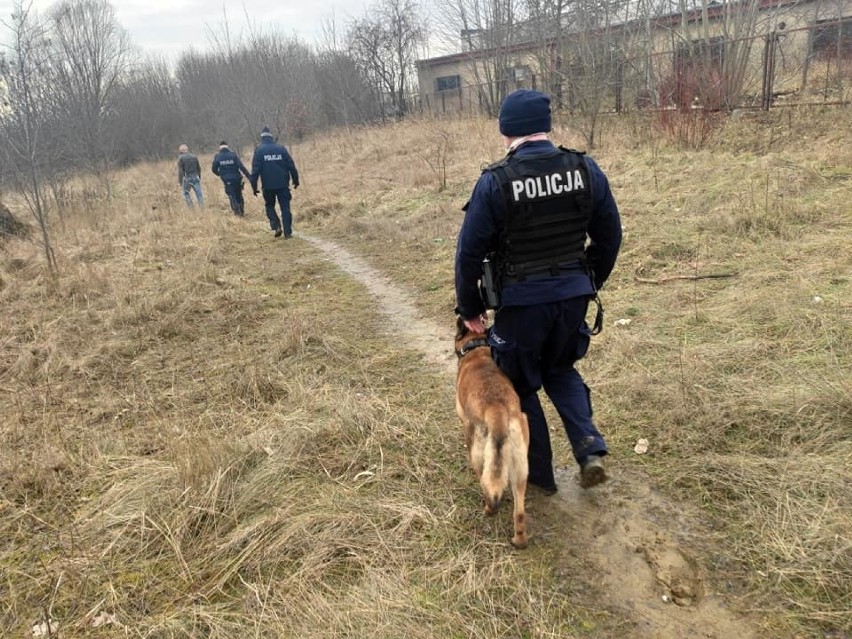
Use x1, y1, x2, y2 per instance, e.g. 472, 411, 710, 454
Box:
302, 232, 761, 639
549, 466, 755, 638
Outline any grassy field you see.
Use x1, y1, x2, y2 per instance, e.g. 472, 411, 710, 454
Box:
1, 107, 850, 638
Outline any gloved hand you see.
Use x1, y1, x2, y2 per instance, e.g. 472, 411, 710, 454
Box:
252, 189, 259, 197
293, 183, 299, 190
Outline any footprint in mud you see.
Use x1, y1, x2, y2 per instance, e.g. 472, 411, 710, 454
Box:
549, 468, 755, 638
638, 538, 704, 607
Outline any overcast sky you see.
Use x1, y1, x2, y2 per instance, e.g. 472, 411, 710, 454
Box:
0, 0, 385, 60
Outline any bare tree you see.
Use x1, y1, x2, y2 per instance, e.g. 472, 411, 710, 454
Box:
523, 0, 625, 146
348, 16, 397, 118
174, 49, 225, 148
432, 0, 524, 115
347, 0, 425, 118
625, 0, 674, 110
0, 1, 57, 272
0, 0, 390, 195
47, 0, 135, 186
717, 0, 763, 109
382, 0, 426, 114
662, 0, 765, 110
524, 0, 568, 102
319, 13, 379, 127
562, 0, 625, 147
108, 59, 183, 164
233, 33, 321, 140
177, 21, 379, 151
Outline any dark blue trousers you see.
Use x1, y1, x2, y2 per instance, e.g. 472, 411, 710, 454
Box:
223, 179, 244, 215
489, 297, 607, 487
263, 188, 292, 235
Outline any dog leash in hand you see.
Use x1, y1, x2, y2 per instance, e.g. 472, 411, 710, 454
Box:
456, 294, 603, 355
456, 338, 490, 358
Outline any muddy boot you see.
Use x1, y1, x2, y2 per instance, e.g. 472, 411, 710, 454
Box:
580, 455, 608, 489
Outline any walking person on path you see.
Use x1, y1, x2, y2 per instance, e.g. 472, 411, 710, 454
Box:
212, 141, 250, 216
250, 127, 299, 238
454, 89, 622, 494
177, 144, 204, 208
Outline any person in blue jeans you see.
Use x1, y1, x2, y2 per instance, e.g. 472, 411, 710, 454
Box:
212, 141, 250, 216
249, 127, 299, 238
454, 89, 622, 494
177, 144, 204, 208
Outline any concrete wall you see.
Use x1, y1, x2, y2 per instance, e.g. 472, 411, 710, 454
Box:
416, 51, 545, 113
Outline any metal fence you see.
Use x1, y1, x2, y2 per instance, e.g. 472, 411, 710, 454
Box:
417, 22, 852, 116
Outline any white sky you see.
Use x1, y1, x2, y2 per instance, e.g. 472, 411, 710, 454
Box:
0, 0, 382, 60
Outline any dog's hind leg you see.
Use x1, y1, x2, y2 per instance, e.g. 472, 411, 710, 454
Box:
456, 396, 477, 453
510, 475, 528, 548
468, 422, 486, 483
510, 414, 530, 549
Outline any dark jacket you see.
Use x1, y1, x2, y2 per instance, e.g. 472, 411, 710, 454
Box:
455, 140, 622, 320
177, 152, 201, 184
212, 148, 250, 182
250, 140, 299, 192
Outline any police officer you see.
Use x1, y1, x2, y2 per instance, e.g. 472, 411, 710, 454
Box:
249, 127, 300, 238
212, 141, 250, 216
454, 89, 622, 493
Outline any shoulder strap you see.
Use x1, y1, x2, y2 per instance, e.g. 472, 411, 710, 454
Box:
482, 152, 512, 174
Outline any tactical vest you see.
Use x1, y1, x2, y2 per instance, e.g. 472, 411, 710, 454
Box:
485, 147, 593, 285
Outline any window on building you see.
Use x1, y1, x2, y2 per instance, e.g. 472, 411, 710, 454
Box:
436, 75, 461, 91
512, 66, 531, 82
674, 36, 725, 71
812, 17, 852, 59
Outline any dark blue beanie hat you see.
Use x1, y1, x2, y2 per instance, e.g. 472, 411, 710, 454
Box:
260, 126, 273, 138
498, 89, 552, 136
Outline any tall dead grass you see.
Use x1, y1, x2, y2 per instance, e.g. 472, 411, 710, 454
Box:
1, 162, 611, 637
1, 107, 850, 637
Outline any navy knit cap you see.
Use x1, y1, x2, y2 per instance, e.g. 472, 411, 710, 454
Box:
498, 89, 552, 136
260, 126, 273, 138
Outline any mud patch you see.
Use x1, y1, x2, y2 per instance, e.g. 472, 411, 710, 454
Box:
550, 466, 755, 638
639, 539, 704, 606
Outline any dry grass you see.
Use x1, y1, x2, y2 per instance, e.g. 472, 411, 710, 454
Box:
1, 166, 614, 637
291, 108, 852, 637
1, 107, 850, 638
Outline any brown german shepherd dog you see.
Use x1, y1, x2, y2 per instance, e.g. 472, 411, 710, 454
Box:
455, 317, 530, 548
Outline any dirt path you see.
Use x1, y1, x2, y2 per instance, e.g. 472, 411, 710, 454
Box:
302, 235, 456, 376
302, 232, 759, 639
